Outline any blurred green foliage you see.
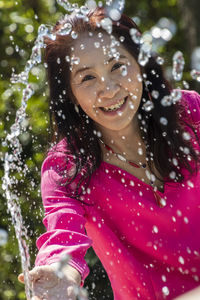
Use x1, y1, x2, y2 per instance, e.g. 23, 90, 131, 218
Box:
0, 0, 199, 299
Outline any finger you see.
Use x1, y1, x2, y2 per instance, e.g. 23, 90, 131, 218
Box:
18, 273, 24, 283
67, 286, 76, 300
29, 266, 45, 281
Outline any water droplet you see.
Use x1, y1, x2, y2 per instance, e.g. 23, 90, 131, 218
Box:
162, 286, 170, 296
119, 36, 125, 42
121, 65, 127, 76
160, 117, 168, 126
38, 24, 49, 36
143, 100, 154, 112
183, 80, 190, 89
71, 31, 78, 39
0, 229, 8, 246
80, 44, 85, 50
171, 89, 182, 104
109, 8, 121, 21
187, 180, 194, 188
161, 95, 172, 107
160, 198, 167, 207
117, 111, 123, 116
98, 32, 103, 38
190, 69, 200, 82
169, 171, 176, 179
145, 170, 151, 180
86, 0, 97, 9
172, 51, 185, 81
183, 147, 190, 154
137, 73, 143, 82
152, 225, 159, 233
151, 90, 159, 99
156, 56, 164, 65
138, 42, 151, 66
100, 18, 112, 34
57, 0, 73, 12
129, 28, 142, 44
94, 42, 100, 48
138, 148, 143, 155
182, 132, 191, 141
80, 5, 90, 15
178, 256, 185, 265
71, 56, 80, 65
57, 22, 72, 35
172, 158, 178, 166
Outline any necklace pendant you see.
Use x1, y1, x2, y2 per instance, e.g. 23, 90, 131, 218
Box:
117, 154, 126, 162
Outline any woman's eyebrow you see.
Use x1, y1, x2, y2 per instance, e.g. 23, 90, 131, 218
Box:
107, 54, 127, 63
73, 54, 128, 78
74, 66, 91, 78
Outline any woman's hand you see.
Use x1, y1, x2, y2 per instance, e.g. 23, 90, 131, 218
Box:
18, 264, 81, 300
173, 286, 200, 300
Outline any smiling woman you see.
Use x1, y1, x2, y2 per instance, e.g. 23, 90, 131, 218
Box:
70, 32, 143, 133
18, 6, 200, 300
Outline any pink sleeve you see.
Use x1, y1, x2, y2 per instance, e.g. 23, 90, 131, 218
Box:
35, 150, 92, 282
181, 90, 200, 140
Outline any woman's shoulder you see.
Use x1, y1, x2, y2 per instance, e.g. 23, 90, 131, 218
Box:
177, 89, 200, 125
41, 138, 75, 175
48, 137, 68, 154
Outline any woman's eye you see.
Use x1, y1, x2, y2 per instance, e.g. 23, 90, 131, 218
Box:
111, 63, 124, 71
81, 75, 95, 82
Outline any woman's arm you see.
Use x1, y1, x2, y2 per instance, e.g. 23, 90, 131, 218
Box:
35, 150, 92, 282
18, 148, 92, 299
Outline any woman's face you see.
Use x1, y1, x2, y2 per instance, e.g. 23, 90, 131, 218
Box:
70, 31, 143, 133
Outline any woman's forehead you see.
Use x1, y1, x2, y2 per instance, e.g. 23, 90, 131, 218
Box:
71, 31, 129, 65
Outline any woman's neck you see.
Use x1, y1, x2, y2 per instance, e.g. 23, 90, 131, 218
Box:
97, 119, 145, 160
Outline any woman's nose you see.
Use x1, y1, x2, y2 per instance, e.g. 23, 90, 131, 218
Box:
98, 78, 120, 99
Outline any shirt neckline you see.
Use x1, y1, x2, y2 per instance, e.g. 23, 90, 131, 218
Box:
101, 160, 167, 194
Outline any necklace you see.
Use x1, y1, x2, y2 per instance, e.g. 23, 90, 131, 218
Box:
99, 139, 166, 208
100, 139, 147, 169
100, 140, 147, 169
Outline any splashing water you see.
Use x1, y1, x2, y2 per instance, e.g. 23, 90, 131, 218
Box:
191, 69, 200, 82
138, 41, 152, 67
172, 50, 185, 81
143, 100, 154, 112
129, 28, 143, 45
2, 22, 57, 299
53, 254, 89, 299
107, 0, 125, 21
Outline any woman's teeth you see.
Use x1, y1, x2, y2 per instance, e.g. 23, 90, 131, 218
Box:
101, 97, 126, 112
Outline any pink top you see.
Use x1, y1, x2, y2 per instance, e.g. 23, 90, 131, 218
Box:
35, 90, 200, 300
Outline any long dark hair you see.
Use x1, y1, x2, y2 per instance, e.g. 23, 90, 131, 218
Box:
44, 7, 199, 197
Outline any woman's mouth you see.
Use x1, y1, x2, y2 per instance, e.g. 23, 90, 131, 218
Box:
100, 96, 128, 112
